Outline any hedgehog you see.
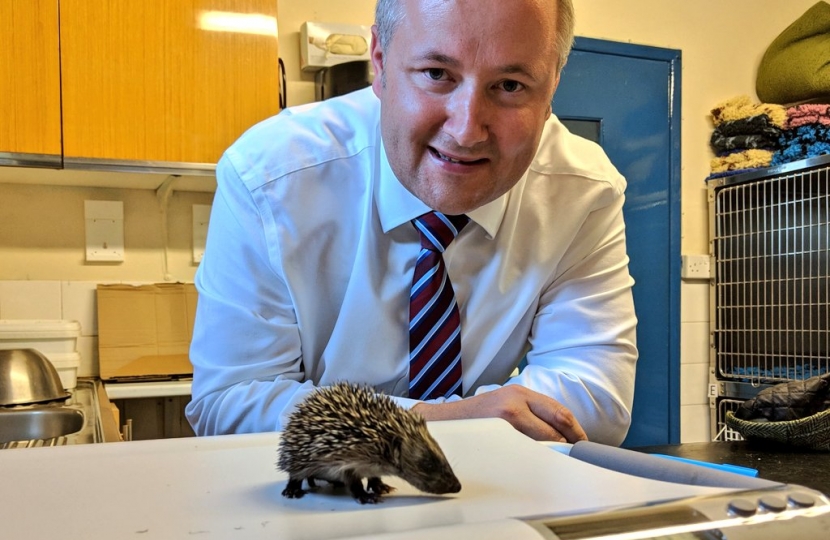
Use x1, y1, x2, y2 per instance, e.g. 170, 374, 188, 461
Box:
276, 381, 462, 504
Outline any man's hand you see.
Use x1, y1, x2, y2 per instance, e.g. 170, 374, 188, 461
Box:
412, 385, 588, 443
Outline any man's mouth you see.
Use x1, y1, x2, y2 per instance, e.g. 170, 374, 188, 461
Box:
430, 147, 486, 165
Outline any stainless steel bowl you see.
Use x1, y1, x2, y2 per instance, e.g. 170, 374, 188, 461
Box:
0, 406, 84, 445
0, 349, 70, 406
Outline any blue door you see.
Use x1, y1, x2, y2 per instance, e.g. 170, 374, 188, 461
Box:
553, 37, 682, 446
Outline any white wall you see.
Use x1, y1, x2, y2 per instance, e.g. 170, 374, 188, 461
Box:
1, 0, 819, 442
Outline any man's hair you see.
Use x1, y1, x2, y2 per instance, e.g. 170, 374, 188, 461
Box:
374, 0, 575, 73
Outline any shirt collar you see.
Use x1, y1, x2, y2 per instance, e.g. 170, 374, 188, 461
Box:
375, 139, 509, 240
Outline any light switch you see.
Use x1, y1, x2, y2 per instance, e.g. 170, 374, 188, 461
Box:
85, 200, 124, 262
192, 204, 211, 263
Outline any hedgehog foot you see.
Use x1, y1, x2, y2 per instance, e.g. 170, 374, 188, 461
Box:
367, 477, 395, 495
349, 479, 382, 504
282, 478, 306, 499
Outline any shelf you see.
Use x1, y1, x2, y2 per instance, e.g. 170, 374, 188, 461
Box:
0, 166, 216, 193
706, 154, 830, 188
104, 380, 192, 400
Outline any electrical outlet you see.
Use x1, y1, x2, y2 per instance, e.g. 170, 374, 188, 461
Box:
681, 254, 711, 280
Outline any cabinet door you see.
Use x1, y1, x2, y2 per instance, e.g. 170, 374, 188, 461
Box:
59, 0, 280, 166
0, 0, 62, 164
553, 38, 681, 447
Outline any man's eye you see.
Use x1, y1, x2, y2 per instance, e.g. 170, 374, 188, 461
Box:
499, 80, 524, 93
425, 68, 445, 81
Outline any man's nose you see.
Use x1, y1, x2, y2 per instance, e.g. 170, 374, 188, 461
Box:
443, 87, 489, 148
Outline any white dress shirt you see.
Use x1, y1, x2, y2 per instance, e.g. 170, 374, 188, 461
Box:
185, 87, 638, 445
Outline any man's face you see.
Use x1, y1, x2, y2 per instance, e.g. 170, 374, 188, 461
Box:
371, 0, 560, 215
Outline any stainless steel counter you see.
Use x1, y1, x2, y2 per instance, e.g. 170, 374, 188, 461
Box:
66, 378, 122, 444
65, 379, 103, 445
0, 378, 121, 448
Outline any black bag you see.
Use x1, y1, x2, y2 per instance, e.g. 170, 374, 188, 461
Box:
726, 373, 830, 451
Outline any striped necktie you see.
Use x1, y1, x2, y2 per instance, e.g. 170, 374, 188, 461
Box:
409, 211, 470, 400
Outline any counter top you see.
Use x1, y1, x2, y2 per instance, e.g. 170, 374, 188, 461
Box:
1, 419, 738, 540
103, 379, 192, 399
633, 441, 830, 495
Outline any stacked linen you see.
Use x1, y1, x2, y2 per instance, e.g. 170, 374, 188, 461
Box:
772, 103, 830, 166
707, 95, 787, 179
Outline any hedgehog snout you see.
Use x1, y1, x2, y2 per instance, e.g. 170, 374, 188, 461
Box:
398, 439, 462, 495
432, 472, 462, 494
404, 467, 462, 494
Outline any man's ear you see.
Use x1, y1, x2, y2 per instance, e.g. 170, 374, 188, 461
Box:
547, 73, 561, 120
370, 25, 385, 97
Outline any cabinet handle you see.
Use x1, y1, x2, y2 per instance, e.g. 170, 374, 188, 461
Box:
279, 58, 287, 109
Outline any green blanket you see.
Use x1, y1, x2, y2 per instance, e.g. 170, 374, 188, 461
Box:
756, 1, 830, 105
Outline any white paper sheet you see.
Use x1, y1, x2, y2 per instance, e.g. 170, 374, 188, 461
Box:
0, 418, 735, 539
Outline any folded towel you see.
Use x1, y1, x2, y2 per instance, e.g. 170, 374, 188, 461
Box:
772, 123, 830, 165
757, 1, 830, 104
711, 133, 781, 153
714, 114, 783, 136
711, 95, 787, 128
711, 149, 774, 173
705, 167, 763, 181
710, 115, 783, 153
786, 103, 830, 128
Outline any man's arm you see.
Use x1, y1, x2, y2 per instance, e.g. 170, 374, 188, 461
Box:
418, 190, 637, 445
413, 385, 587, 442
185, 155, 312, 436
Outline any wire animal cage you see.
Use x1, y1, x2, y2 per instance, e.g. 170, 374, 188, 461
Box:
712, 398, 745, 442
707, 154, 830, 440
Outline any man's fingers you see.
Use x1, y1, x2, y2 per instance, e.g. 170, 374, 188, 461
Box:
413, 385, 588, 443
527, 394, 588, 443
480, 386, 588, 442
513, 415, 568, 442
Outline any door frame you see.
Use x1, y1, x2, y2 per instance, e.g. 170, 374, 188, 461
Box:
565, 37, 683, 445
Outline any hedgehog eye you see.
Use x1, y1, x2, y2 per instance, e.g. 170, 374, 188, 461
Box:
390, 436, 403, 467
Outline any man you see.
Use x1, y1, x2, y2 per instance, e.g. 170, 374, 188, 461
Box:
185, 0, 638, 445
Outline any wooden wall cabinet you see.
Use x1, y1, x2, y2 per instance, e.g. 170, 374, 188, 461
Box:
1, 0, 281, 174
0, 0, 62, 165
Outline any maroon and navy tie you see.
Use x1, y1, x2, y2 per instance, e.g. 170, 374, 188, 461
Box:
409, 212, 470, 400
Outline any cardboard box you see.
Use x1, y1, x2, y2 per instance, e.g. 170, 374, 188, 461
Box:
300, 21, 372, 71
97, 283, 197, 381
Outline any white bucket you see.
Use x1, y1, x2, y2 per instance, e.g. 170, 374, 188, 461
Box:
47, 352, 82, 390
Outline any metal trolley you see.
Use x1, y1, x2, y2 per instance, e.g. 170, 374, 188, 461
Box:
707, 154, 830, 440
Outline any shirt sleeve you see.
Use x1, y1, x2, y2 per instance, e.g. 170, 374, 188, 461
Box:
474, 188, 638, 446
184, 154, 317, 436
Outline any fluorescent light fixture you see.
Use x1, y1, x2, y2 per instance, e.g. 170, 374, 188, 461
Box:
197, 11, 278, 37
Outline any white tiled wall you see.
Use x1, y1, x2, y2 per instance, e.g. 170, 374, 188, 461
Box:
0, 281, 63, 320
680, 280, 712, 442
0, 280, 153, 378
61, 281, 103, 377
